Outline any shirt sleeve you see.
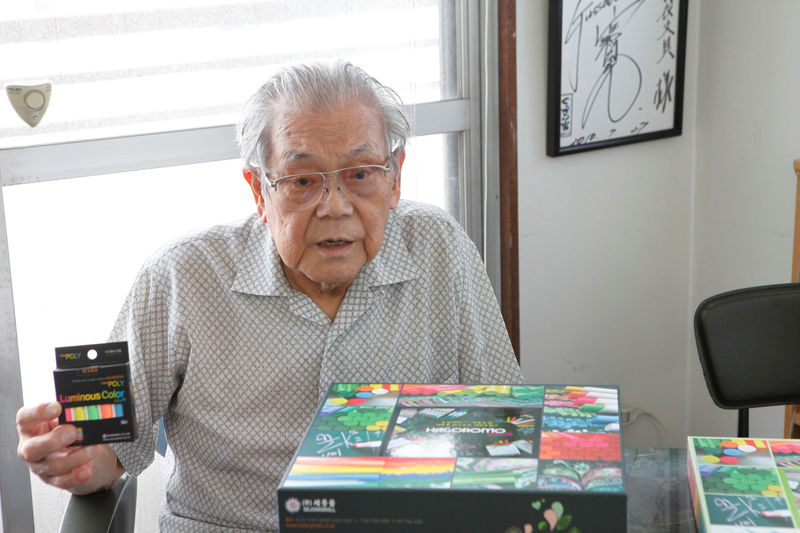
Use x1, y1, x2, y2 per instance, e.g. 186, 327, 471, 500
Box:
108, 258, 188, 476
454, 228, 525, 384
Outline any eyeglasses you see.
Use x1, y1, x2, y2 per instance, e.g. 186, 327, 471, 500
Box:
265, 159, 392, 211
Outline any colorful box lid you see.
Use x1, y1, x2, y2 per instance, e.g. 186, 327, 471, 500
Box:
687, 436, 800, 531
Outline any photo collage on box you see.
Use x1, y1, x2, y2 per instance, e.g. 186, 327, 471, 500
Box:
284, 384, 624, 493
538, 386, 623, 493
690, 437, 800, 529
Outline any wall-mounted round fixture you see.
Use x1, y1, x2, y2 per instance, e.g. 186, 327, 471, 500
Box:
6, 83, 51, 127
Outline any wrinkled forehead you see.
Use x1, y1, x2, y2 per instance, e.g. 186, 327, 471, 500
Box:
267, 99, 387, 166
281, 143, 384, 165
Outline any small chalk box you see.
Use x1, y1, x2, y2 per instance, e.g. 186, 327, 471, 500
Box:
278, 384, 627, 532
688, 436, 800, 531
53, 341, 136, 445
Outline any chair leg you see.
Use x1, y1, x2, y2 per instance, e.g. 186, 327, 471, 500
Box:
738, 409, 749, 438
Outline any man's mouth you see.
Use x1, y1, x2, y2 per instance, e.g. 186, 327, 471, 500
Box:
319, 240, 351, 247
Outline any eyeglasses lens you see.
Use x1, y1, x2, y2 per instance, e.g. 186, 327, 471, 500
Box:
276, 166, 386, 210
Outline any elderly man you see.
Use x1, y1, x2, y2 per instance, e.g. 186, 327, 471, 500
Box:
17, 61, 523, 531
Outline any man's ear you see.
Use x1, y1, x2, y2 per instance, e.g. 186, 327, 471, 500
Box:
243, 170, 267, 221
388, 148, 405, 210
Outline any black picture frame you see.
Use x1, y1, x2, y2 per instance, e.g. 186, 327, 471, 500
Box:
546, 0, 688, 157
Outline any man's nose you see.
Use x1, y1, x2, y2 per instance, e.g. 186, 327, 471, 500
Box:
316, 175, 353, 216
321, 174, 343, 194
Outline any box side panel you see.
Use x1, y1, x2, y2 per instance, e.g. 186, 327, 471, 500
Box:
687, 437, 707, 533
278, 487, 626, 533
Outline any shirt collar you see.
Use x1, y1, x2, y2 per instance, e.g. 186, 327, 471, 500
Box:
230, 216, 291, 296
231, 210, 420, 297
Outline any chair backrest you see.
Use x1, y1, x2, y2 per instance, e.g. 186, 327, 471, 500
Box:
59, 474, 137, 533
694, 283, 800, 436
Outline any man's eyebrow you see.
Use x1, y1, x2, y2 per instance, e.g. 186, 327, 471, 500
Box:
281, 151, 312, 162
347, 143, 381, 156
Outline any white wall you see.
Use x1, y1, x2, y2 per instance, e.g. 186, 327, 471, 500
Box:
516, 0, 700, 447
689, 0, 800, 439
516, 0, 800, 447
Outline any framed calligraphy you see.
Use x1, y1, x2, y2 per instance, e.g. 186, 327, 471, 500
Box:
546, 0, 688, 156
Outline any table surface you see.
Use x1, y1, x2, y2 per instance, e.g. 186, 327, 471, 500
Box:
626, 447, 697, 532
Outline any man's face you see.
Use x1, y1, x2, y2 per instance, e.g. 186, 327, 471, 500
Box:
247, 100, 402, 295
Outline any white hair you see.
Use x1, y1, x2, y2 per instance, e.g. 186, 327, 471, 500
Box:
236, 61, 410, 183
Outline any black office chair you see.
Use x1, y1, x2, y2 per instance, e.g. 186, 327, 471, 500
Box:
59, 473, 137, 533
694, 283, 800, 438
58, 419, 167, 533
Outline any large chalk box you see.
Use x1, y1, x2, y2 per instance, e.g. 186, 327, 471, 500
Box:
278, 384, 627, 532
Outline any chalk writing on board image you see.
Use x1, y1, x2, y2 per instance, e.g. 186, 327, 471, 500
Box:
705, 494, 793, 528
298, 430, 385, 457
547, 0, 686, 155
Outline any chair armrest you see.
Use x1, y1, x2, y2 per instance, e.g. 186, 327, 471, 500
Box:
59, 473, 137, 533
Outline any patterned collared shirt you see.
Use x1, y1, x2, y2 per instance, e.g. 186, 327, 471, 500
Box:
110, 200, 523, 532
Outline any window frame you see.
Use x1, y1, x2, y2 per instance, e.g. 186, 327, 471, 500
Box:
0, 2, 502, 530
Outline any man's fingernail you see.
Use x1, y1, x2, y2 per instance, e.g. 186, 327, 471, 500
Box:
61, 427, 76, 445
45, 403, 60, 418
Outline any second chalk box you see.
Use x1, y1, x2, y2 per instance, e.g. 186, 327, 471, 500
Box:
53, 341, 137, 445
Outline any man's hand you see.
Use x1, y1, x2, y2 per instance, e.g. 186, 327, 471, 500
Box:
17, 402, 125, 495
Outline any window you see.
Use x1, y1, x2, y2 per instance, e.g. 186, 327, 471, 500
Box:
1, 0, 456, 146
0, 2, 494, 531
